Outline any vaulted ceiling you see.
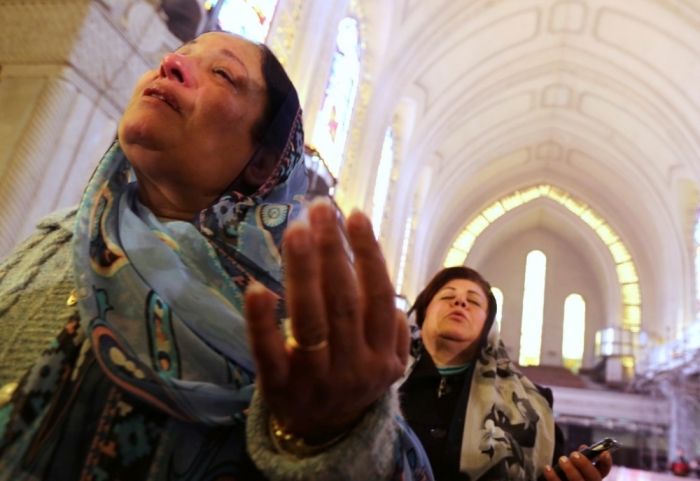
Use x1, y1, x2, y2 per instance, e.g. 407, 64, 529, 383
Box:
345, 0, 700, 337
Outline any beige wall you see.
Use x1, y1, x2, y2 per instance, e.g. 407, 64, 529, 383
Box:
472, 224, 606, 369
0, 0, 179, 259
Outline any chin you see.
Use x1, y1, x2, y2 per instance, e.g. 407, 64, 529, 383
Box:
119, 120, 176, 158
437, 329, 474, 344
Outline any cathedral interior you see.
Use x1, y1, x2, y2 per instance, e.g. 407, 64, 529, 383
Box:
2, 0, 700, 478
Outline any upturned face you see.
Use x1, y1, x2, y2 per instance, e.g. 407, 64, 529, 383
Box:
118, 32, 267, 200
421, 279, 489, 358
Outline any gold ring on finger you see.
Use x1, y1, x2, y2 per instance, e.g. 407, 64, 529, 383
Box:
287, 335, 329, 352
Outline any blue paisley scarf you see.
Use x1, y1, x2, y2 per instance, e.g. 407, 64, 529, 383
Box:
72, 89, 306, 425
0, 90, 307, 480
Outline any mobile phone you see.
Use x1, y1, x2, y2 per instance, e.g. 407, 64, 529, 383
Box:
538, 437, 621, 481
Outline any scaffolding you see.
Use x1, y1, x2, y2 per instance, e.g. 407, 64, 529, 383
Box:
632, 319, 700, 469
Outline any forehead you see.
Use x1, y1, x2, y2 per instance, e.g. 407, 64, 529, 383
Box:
438, 279, 486, 297
183, 33, 264, 78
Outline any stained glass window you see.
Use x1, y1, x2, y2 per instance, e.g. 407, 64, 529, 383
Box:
371, 127, 394, 237
695, 209, 700, 318
311, 17, 361, 178
519, 250, 546, 366
210, 0, 279, 43
491, 287, 504, 333
562, 294, 586, 372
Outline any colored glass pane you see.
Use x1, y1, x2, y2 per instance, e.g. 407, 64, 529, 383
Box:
215, 0, 279, 42
312, 17, 361, 178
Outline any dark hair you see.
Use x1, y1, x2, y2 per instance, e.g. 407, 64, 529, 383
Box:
252, 43, 295, 149
408, 266, 498, 352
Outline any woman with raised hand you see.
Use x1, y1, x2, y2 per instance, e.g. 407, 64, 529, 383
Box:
399, 266, 612, 481
0, 31, 431, 480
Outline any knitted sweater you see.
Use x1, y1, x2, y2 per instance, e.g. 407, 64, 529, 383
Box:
0, 208, 413, 481
0, 207, 77, 387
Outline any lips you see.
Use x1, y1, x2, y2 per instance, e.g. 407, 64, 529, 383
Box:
143, 86, 180, 112
447, 310, 468, 322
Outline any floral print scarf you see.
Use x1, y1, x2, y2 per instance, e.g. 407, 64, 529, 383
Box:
405, 321, 555, 480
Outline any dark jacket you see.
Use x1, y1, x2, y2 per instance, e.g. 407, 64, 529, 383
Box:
399, 348, 565, 480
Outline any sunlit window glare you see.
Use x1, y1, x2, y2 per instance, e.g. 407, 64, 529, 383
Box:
214, 0, 279, 43
395, 215, 412, 294
519, 250, 546, 366
311, 17, 361, 178
562, 294, 586, 372
695, 209, 700, 318
370, 128, 394, 237
491, 287, 504, 333
444, 184, 640, 332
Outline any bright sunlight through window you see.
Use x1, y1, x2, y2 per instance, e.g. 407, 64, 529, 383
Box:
519, 251, 546, 366
371, 128, 394, 237
491, 287, 503, 333
562, 294, 586, 372
443, 184, 640, 332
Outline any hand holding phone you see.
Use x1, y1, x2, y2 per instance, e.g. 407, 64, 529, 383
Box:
538, 437, 621, 481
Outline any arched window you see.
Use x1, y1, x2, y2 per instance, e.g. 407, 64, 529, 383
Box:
311, 17, 361, 178
395, 214, 412, 295
519, 250, 546, 366
491, 287, 504, 333
371, 127, 394, 237
209, 0, 279, 43
562, 294, 586, 372
695, 209, 700, 318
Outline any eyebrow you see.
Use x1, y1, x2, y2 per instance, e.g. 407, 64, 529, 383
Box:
218, 49, 250, 79
178, 39, 250, 80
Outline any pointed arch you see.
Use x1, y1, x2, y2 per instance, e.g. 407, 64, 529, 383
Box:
443, 184, 641, 332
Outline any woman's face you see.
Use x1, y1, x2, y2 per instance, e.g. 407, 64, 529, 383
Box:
421, 278, 489, 358
118, 32, 267, 200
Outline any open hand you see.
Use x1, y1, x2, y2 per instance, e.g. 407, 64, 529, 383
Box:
244, 198, 409, 442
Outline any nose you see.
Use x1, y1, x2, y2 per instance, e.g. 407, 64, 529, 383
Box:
452, 296, 467, 308
159, 53, 194, 87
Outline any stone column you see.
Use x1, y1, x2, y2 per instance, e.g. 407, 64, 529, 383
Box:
0, 0, 179, 258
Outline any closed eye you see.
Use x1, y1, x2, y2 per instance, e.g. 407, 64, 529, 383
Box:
214, 68, 236, 87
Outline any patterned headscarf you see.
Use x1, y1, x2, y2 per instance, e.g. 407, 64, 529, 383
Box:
404, 288, 555, 480
71, 89, 306, 424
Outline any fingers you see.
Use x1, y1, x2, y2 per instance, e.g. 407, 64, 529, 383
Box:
541, 465, 561, 481
245, 282, 288, 393
345, 209, 396, 353
558, 452, 602, 481
283, 221, 329, 350
308, 199, 362, 359
596, 451, 613, 478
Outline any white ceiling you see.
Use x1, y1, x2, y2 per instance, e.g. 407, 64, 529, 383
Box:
344, 0, 700, 336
